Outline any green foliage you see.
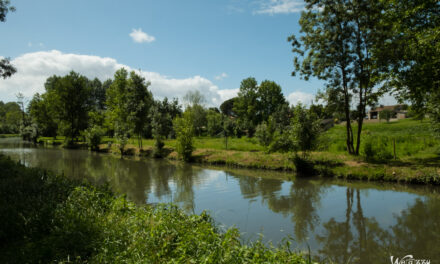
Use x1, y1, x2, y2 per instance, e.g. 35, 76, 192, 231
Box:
115, 124, 129, 156
362, 136, 393, 163
27, 93, 58, 137
0, 101, 21, 134
174, 111, 195, 161
187, 104, 207, 136
21, 123, 38, 143
220, 97, 236, 116
207, 109, 223, 136
45, 72, 93, 143
379, 109, 394, 122
290, 104, 321, 157
290, 0, 386, 154
255, 121, 272, 147
233, 78, 287, 136
0, 155, 309, 263
84, 125, 104, 151
126, 71, 153, 148
269, 130, 293, 153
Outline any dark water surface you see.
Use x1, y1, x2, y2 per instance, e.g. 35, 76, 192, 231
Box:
1, 138, 439, 263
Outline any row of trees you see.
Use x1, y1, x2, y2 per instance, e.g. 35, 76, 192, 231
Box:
20, 69, 325, 160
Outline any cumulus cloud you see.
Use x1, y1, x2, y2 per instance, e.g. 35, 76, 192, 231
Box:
255, 0, 305, 15
0, 50, 231, 106
287, 91, 315, 106
215, 72, 228, 80
129, 28, 156, 43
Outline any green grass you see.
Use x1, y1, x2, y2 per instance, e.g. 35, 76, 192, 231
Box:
0, 154, 311, 264
322, 118, 439, 160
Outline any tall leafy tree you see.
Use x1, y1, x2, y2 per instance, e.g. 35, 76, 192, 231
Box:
46, 72, 92, 143
379, 0, 440, 117
233, 77, 259, 136
106, 68, 130, 151
258, 80, 288, 123
27, 93, 58, 137
126, 71, 153, 148
289, 0, 385, 155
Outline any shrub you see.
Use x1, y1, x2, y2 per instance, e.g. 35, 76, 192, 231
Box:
362, 136, 393, 162
255, 121, 272, 147
173, 111, 195, 161
290, 103, 321, 157
268, 130, 292, 153
84, 125, 104, 151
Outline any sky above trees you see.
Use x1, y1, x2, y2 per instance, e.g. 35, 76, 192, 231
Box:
0, 0, 397, 106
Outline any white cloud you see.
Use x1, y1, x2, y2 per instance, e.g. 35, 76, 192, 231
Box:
0, 50, 232, 107
287, 91, 315, 106
218, 88, 239, 102
129, 28, 156, 43
255, 0, 305, 15
215, 72, 228, 80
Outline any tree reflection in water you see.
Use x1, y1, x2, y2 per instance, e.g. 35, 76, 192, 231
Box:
1, 139, 439, 263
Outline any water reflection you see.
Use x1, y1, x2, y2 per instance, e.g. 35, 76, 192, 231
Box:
1, 138, 439, 263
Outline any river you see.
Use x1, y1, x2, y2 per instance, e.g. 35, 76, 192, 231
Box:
1, 137, 439, 263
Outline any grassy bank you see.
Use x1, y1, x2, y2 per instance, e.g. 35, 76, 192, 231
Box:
0, 154, 310, 264
0, 134, 19, 138
35, 118, 440, 185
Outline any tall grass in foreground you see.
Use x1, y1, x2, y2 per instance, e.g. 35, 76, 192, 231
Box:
0, 155, 311, 264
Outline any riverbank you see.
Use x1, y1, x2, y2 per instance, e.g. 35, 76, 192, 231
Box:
36, 118, 440, 185
0, 154, 310, 263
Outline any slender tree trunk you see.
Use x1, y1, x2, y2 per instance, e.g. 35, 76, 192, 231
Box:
342, 69, 355, 154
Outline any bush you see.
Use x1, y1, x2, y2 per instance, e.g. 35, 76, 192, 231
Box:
255, 122, 272, 147
362, 136, 393, 162
173, 111, 195, 161
84, 125, 104, 151
268, 131, 292, 153
290, 103, 321, 156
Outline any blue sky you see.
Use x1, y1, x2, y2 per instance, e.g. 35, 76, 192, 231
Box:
0, 0, 395, 106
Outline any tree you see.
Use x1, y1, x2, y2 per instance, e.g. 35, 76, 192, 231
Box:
220, 97, 236, 117
257, 80, 288, 122
233, 77, 259, 136
183, 90, 206, 107
46, 72, 92, 143
173, 111, 194, 161
378, 0, 440, 114
206, 109, 222, 137
183, 90, 207, 136
126, 71, 153, 149
106, 68, 131, 152
150, 103, 166, 158
289, 0, 385, 155
0, 0, 16, 79
27, 93, 58, 137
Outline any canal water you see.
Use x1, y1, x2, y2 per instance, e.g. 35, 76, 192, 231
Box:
1, 137, 439, 263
